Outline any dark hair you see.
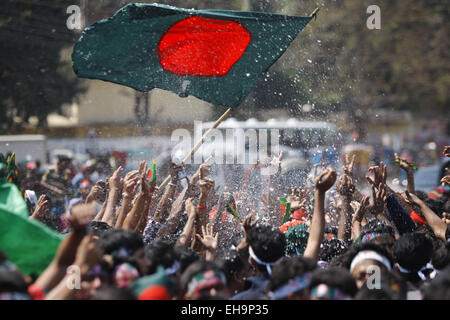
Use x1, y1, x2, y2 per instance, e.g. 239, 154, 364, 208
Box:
98, 229, 144, 255
0, 270, 28, 293
423, 266, 450, 300
393, 232, 433, 272
319, 238, 348, 262
247, 224, 286, 274
87, 221, 113, 237
360, 219, 396, 239
266, 255, 316, 293
145, 239, 177, 275
88, 286, 136, 300
424, 198, 446, 218
354, 287, 394, 300
174, 245, 201, 275
431, 241, 450, 270
217, 249, 248, 284
414, 190, 428, 201
308, 267, 358, 298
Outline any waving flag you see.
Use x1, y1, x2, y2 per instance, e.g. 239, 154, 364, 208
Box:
0, 181, 63, 275
72, 3, 312, 108
226, 194, 240, 221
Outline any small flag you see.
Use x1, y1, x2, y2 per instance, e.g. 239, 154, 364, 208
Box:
148, 160, 156, 183
226, 195, 240, 221
280, 197, 292, 224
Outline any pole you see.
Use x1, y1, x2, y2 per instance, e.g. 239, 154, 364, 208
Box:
158, 107, 233, 189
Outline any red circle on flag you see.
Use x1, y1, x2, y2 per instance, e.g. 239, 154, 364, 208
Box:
158, 16, 251, 76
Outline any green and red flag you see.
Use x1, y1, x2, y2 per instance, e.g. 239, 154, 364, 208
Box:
0, 180, 63, 275
72, 3, 313, 108
148, 160, 157, 183
280, 197, 292, 224
226, 194, 240, 221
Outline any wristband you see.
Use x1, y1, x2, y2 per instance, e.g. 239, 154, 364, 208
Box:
197, 205, 207, 210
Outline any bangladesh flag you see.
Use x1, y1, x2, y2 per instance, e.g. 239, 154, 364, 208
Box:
72, 3, 313, 108
226, 194, 240, 221
280, 197, 292, 223
148, 160, 156, 183
0, 181, 63, 275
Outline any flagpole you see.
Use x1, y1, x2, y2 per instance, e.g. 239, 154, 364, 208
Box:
158, 107, 233, 189
310, 7, 320, 19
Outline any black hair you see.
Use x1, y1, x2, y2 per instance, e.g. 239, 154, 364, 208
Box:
360, 219, 396, 239
174, 245, 201, 275
247, 224, 286, 274
308, 267, 358, 298
97, 229, 144, 255
0, 270, 28, 293
217, 249, 248, 284
145, 239, 177, 275
266, 255, 317, 293
393, 232, 434, 273
423, 266, 450, 300
88, 286, 136, 300
414, 190, 427, 201
431, 241, 450, 270
424, 198, 446, 218
87, 221, 113, 237
319, 238, 349, 262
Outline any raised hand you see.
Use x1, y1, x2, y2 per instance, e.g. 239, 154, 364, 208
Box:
30, 194, 50, 221
315, 168, 337, 193
370, 183, 387, 216
352, 195, 370, 223
68, 202, 97, 232
366, 162, 387, 189
337, 174, 356, 197
394, 153, 413, 173
109, 166, 123, 191
196, 223, 218, 252
122, 170, 140, 197
73, 235, 102, 275
343, 154, 356, 177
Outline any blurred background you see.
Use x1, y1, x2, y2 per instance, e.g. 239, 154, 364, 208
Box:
0, 0, 449, 194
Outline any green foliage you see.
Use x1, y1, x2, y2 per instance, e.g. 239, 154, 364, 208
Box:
0, 0, 86, 132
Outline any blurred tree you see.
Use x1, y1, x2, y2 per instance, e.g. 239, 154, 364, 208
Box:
0, 0, 87, 132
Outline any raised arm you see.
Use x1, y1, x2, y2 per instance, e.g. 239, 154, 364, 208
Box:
101, 166, 123, 226
395, 153, 415, 194
304, 168, 337, 261
114, 170, 140, 229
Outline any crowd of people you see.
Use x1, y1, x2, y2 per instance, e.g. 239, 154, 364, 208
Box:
1, 145, 450, 300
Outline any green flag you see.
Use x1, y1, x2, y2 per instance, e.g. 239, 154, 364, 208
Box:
280, 197, 292, 224
72, 3, 312, 108
226, 194, 240, 221
148, 160, 156, 183
0, 181, 63, 275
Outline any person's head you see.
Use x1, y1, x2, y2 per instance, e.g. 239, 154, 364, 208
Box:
424, 198, 446, 218
266, 255, 317, 300
87, 221, 113, 238
354, 269, 407, 300
79, 179, 92, 199
88, 286, 135, 300
0, 269, 30, 300
393, 232, 434, 284
308, 267, 357, 300
98, 229, 147, 275
145, 239, 177, 276
173, 245, 201, 275
432, 241, 450, 271
180, 260, 229, 300
319, 238, 348, 263
423, 266, 450, 300
57, 155, 71, 172
217, 249, 251, 295
345, 243, 394, 289
247, 224, 286, 276
357, 219, 396, 253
